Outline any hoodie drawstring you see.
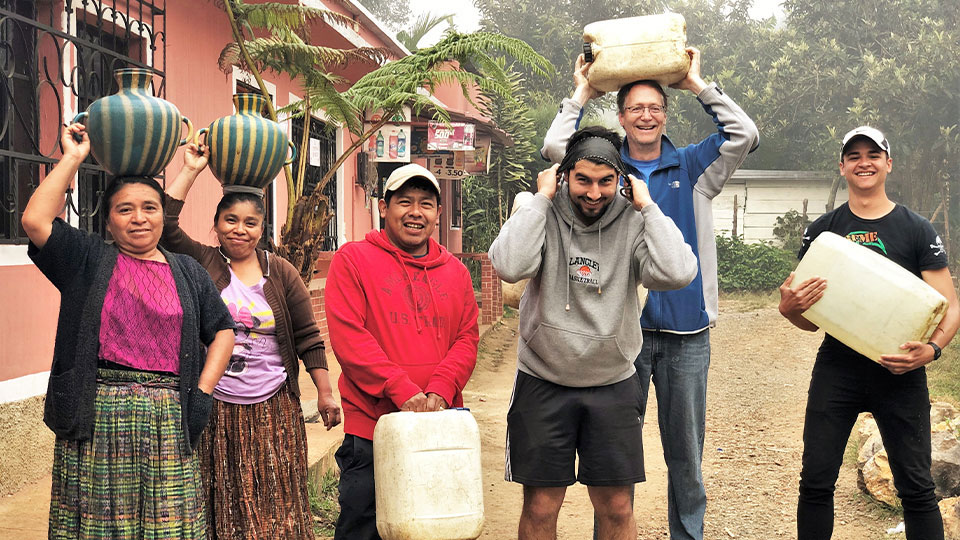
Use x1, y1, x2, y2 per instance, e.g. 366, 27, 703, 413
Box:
597, 218, 602, 296
564, 219, 574, 311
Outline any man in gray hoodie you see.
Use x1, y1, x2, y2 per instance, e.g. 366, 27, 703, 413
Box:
489, 126, 698, 540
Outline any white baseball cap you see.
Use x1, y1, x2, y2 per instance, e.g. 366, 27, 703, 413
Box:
841, 126, 891, 157
383, 163, 441, 195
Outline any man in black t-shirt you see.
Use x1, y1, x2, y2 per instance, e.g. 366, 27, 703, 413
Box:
779, 126, 960, 540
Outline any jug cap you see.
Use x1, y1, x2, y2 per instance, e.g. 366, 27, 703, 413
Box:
841, 126, 891, 157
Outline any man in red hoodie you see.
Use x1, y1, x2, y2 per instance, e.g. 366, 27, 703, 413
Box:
326, 163, 480, 540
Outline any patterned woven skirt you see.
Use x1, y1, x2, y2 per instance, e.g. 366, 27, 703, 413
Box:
197, 386, 315, 540
49, 368, 206, 540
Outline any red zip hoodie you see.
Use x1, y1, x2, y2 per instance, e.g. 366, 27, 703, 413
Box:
326, 229, 480, 440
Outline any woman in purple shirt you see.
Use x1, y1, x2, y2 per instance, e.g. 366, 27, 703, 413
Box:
22, 123, 235, 539
161, 141, 341, 539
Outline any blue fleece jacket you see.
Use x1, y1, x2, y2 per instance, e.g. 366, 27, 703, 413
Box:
542, 83, 759, 333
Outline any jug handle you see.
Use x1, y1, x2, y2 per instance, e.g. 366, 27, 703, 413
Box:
582, 42, 594, 63
195, 127, 209, 148
179, 117, 195, 146
285, 140, 297, 166
70, 112, 88, 143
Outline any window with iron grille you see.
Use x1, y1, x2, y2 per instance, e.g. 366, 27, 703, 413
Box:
0, 0, 165, 244
291, 115, 338, 251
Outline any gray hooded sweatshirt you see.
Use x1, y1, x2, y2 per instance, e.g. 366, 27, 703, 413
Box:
489, 184, 698, 387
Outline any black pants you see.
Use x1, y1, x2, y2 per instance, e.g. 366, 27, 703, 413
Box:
798, 349, 942, 540
334, 434, 381, 540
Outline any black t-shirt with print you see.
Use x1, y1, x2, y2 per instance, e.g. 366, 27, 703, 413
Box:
798, 202, 948, 357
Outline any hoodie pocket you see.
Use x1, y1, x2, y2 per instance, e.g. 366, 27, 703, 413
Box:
525, 322, 629, 369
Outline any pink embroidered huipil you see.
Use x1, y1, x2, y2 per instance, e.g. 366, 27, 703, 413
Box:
99, 253, 183, 373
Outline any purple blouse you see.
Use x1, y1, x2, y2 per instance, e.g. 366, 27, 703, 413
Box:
99, 253, 183, 373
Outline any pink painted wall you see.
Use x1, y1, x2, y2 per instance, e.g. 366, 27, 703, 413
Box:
0, 0, 403, 386
0, 267, 59, 381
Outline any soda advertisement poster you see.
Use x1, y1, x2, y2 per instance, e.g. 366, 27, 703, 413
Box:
427, 121, 476, 151
462, 135, 491, 174
365, 107, 411, 163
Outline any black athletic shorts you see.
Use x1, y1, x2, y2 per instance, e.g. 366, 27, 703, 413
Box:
505, 370, 645, 487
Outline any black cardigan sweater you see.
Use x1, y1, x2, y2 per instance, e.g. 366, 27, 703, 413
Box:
28, 218, 235, 449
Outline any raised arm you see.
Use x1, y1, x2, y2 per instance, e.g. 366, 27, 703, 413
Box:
161, 143, 211, 259
685, 47, 760, 199
630, 176, 698, 291
541, 55, 603, 164
488, 165, 559, 282
21, 124, 90, 249
166, 142, 208, 200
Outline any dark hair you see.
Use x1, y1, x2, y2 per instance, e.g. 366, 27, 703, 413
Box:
102, 176, 165, 210
566, 125, 622, 154
617, 80, 669, 113
214, 192, 266, 226
384, 177, 440, 205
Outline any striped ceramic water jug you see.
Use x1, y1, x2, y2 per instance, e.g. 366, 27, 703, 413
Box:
73, 68, 193, 177
198, 93, 296, 192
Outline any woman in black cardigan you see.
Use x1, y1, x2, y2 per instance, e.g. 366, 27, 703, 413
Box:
22, 123, 235, 539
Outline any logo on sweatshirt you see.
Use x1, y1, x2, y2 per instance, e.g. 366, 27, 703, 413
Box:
569, 256, 600, 285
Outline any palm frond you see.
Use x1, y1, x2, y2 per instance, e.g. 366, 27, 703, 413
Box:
396, 12, 455, 52
218, 42, 242, 74
233, 1, 357, 34
245, 38, 387, 74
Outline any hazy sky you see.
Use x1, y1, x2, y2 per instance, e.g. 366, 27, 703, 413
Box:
406, 0, 785, 48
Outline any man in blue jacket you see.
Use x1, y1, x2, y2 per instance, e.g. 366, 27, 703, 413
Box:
541, 47, 759, 540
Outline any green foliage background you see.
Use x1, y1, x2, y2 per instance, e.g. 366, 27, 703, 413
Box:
471, 0, 959, 275
716, 235, 795, 292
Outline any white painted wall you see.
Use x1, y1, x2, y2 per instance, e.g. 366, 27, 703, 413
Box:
713, 170, 848, 243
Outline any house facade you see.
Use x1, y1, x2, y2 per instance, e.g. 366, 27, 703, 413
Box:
0, 0, 503, 494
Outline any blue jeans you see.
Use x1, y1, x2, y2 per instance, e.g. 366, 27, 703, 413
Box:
595, 329, 710, 540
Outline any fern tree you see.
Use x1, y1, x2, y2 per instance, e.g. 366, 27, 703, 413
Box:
396, 12, 454, 52
485, 62, 537, 219
218, 0, 387, 227
276, 31, 551, 280
219, 2, 551, 281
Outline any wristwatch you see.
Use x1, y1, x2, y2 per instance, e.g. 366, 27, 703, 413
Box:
928, 341, 942, 361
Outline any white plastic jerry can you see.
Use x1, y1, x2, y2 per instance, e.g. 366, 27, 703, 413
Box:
791, 231, 948, 363
373, 409, 484, 540
582, 13, 691, 93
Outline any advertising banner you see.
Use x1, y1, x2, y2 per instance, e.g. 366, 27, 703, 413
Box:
427, 121, 475, 151
365, 107, 412, 163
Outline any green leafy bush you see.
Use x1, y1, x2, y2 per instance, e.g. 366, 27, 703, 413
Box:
716, 235, 795, 292
773, 210, 811, 253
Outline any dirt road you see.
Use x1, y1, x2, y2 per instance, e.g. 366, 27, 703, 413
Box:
462, 299, 903, 539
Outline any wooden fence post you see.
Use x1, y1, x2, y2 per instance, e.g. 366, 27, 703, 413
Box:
732, 194, 738, 239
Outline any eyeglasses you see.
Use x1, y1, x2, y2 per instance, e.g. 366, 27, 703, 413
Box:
623, 104, 666, 116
